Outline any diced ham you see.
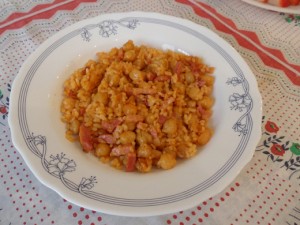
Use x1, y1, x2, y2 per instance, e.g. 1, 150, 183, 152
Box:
110, 144, 133, 156
174, 61, 183, 75
149, 126, 158, 138
125, 152, 136, 172
66, 90, 77, 99
97, 134, 116, 144
197, 104, 211, 120
101, 119, 123, 133
197, 79, 206, 88
190, 61, 200, 73
79, 124, 94, 152
197, 104, 206, 115
79, 108, 85, 116
158, 115, 168, 125
110, 145, 136, 171
146, 72, 156, 81
118, 49, 124, 60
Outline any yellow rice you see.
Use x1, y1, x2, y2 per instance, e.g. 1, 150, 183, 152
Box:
60, 40, 214, 172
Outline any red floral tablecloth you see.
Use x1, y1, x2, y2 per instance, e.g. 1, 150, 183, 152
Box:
0, 0, 299, 224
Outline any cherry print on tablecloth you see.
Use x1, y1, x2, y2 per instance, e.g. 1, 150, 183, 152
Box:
165, 182, 240, 224
240, 155, 300, 224
64, 199, 103, 225
0, 134, 56, 225
256, 116, 300, 180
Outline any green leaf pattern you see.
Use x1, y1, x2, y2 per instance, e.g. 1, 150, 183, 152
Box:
257, 117, 300, 180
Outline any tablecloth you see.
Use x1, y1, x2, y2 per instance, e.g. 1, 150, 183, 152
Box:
0, 0, 299, 224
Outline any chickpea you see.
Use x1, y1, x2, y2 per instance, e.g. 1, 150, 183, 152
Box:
164, 146, 177, 157
162, 118, 177, 135
173, 107, 183, 118
198, 129, 212, 145
149, 57, 168, 75
157, 152, 176, 169
153, 137, 162, 147
123, 103, 137, 115
95, 143, 111, 157
199, 96, 214, 109
136, 130, 153, 145
134, 58, 146, 70
123, 40, 134, 51
177, 143, 197, 158
70, 120, 80, 134
189, 114, 199, 125
151, 148, 162, 159
185, 72, 195, 84
124, 122, 136, 131
187, 85, 203, 101
110, 158, 122, 170
93, 92, 108, 105
124, 50, 136, 62
187, 100, 196, 107
136, 158, 152, 172
173, 82, 185, 94
129, 69, 145, 82
62, 97, 76, 110
137, 143, 152, 158
107, 70, 120, 87
119, 131, 136, 145
201, 75, 214, 86
203, 86, 213, 96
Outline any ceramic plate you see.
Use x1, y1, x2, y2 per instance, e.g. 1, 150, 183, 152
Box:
242, 0, 300, 14
9, 12, 262, 217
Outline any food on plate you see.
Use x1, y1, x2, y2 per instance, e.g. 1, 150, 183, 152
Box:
60, 40, 215, 172
259, 0, 300, 7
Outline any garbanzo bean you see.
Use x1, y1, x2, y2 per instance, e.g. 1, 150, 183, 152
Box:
162, 118, 177, 135
123, 104, 137, 115
136, 158, 152, 172
124, 50, 136, 62
200, 96, 214, 109
129, 69, 145, 82
198, 129, 212, 145
187, 84, 203, 101
137, 143, 152, 158
93, 92, 108, 105
185, 72, 195, 84
70, 120, 80, 134
136, 130, 153, 145
157, 152, 176, 169
95, 143, 111, 157
119, 131, 136, 145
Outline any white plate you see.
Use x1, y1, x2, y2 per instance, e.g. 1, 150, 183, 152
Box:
9, 12, 262, 217
242, 0, 300, 14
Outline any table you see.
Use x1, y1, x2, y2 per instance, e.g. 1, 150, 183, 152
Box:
0, 0, 299, 224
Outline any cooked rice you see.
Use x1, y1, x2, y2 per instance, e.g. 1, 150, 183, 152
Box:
60, 40, 214, 172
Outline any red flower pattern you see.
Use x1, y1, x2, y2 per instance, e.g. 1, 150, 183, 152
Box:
265, 121, 279, 133
0, 106, 7, 114
270, 144, 285, 156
